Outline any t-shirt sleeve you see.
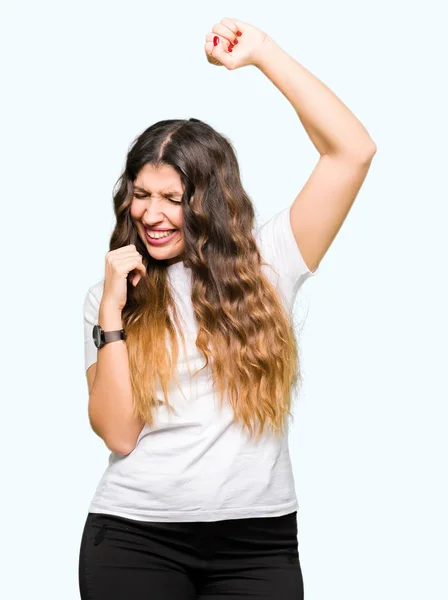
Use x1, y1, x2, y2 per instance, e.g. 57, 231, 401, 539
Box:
255, 205, 319, 310
83, 285, 101, 373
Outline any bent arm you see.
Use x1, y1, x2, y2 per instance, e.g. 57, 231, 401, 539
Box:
88, 303, 144, 455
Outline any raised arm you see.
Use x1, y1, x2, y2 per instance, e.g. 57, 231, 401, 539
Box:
205, 17, 377, 273
253, 34, 376, 273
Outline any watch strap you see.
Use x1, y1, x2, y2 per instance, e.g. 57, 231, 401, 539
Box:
103, 329, 126, 343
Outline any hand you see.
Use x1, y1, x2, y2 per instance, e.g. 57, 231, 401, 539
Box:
102, 244, 147, 312
204, 17, 269, 70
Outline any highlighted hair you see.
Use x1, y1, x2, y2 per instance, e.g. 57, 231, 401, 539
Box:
110, 118, 304, 441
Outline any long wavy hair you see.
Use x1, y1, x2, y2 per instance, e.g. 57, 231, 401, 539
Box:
109, 118, 303, 441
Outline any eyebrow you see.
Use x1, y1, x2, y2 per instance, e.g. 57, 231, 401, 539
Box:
133, 185, 182, 198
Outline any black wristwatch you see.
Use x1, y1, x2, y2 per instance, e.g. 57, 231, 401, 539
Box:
93, 324, 126, 349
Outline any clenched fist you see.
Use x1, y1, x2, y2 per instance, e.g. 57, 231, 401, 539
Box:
204, 17, 269, 70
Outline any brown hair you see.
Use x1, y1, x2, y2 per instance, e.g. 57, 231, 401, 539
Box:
109, 118, 303, 441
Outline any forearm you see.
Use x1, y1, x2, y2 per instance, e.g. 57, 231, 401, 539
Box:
88, 304, 144, 455
253, 36, 376, 159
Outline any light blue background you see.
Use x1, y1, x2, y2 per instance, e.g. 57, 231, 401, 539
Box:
1, 1, 446, 599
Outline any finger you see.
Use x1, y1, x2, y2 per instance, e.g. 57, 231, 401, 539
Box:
205, 32, 236, 46
204, 41, 225, 66
132, 265, 146, 286
211, 22, 238, 45
209, 39, 234, 67
205, 33, 234, 62
220, 17, 241, 38
205, 34, 226, 50
222, 17, 246, 35
112, 244, 138, 255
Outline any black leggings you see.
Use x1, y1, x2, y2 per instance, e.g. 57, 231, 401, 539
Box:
78, 510, 304, 599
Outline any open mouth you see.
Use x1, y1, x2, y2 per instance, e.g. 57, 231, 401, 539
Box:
144, 228, 178, 246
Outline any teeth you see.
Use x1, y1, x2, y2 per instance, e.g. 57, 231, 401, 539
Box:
147, 229, 175, 239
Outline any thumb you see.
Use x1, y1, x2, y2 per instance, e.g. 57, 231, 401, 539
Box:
209, 37, 232, 67
133, 264, 147, 286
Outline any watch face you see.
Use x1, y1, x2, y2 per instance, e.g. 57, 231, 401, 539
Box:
92, 324, 103, 349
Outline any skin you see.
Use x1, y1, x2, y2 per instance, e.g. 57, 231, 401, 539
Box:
205, 17, 376, 274
130, 163, 185, 267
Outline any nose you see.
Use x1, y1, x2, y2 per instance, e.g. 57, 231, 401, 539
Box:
141, 201, 166, 226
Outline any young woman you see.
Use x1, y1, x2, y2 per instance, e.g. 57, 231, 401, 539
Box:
79, 16, 376, 600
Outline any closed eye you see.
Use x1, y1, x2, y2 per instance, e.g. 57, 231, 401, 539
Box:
133, 194, 181, 205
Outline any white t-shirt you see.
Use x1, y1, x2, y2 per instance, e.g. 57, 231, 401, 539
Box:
83, 205, 318, 522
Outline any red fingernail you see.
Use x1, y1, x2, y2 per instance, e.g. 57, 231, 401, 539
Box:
228, 45, 233, 52
236, 30, 242, 36
213, 36, 219, 46
233, 38, 238, 45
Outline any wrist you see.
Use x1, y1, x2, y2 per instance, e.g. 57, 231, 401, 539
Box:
252, 35, 280, 70
99, 302, 123, 330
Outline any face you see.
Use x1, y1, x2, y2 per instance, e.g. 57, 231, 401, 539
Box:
130, 163, 185, 266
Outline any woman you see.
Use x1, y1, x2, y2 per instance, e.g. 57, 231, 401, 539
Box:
79, 16, 376, 600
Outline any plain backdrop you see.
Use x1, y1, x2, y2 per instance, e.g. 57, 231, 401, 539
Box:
1, 1, 447, 599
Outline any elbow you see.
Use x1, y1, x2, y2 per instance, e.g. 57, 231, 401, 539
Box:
101, 428, 136, 455
103, 425, 137, 455
106, 438, 135, 456
359, 141, 377, 163
333, 141, 377, 164
88, 412, 135, 456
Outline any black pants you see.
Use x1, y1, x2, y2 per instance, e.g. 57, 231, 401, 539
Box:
78, 510, 304, 599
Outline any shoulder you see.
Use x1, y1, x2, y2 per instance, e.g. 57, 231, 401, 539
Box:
86, 278, 105, 301
83, 278, 105, 313
253, 206, 317, 309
